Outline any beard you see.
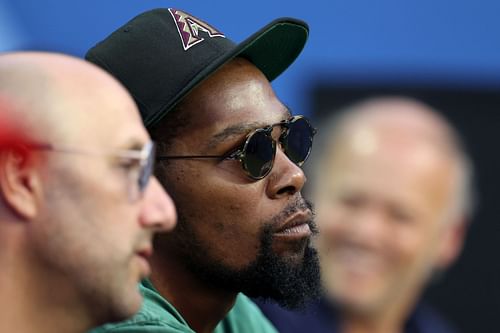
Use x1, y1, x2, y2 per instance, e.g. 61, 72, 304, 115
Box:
171, 198, 322, 310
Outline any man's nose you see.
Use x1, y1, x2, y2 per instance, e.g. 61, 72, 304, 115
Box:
265, 148, 306, 199
139, 177, 177, 232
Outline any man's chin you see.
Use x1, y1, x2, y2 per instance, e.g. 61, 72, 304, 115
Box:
104, 289, 143, 325
271, 235, 311, 261
330, 288, 391, 317
247, 242, 322, 310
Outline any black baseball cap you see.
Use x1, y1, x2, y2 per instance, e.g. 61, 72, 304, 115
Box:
86, 8, 309, 128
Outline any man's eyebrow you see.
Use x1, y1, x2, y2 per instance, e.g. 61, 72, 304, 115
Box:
120, 138, 146, 151
207, 122, 264, 150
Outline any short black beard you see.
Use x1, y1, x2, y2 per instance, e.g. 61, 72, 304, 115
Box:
240, 224, 322, 309
178, 199, 322, 310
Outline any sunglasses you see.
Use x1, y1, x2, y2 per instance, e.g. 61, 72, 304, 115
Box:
157, 115, 317, 180
25, 141, 156, 199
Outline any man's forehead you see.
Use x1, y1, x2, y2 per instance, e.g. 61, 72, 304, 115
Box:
107, 114, 150, 149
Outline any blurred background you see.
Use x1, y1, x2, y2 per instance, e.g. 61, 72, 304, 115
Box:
2, 1, 499, 331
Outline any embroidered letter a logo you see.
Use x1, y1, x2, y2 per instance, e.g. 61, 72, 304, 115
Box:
169, 8, 226, 51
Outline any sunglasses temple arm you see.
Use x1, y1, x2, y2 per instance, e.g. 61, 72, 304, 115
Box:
156, 155, 224, 160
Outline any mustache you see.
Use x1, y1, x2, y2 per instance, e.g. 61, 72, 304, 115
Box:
269, 197, 318, 235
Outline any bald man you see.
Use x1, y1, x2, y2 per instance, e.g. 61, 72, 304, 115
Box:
257, 97, 474, 333
0, 52, 177, 333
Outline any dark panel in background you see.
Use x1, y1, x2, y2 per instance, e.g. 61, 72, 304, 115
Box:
311, 84, 500, 333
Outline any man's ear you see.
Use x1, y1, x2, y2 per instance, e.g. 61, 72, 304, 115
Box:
0, 148, 40, 220
436, 218, 468, 269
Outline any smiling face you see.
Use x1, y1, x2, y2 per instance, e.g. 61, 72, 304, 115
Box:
315, 109, 465, 316
153, 58, 321, 308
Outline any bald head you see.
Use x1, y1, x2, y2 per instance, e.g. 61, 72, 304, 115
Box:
326, 98, 462, 159
313, 97, 474, 223
0, 52, 143, 145
0, 52, 176, 333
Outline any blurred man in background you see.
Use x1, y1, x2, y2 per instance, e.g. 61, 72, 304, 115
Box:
258, 97, 474, 333
0, 52, 176, 333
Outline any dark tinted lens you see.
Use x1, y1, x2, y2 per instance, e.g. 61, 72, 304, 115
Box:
283, 118, 314, 165
138, 143, 155, 192
243, 130, 276, 179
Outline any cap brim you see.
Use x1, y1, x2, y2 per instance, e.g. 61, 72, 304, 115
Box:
146, 18, 308, 128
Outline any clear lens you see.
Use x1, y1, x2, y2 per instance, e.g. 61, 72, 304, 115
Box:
138, 142, 155, 192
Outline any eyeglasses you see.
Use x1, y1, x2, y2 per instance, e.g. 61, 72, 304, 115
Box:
157, 116, 317, 180
26, 141, 156, 198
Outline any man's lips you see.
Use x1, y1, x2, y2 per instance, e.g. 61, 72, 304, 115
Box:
273, 210, 313, 238
137, 246, 153, 259
135, 246, 153, 277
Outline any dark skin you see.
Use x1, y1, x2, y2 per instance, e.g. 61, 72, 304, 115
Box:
150, 58, 311, 333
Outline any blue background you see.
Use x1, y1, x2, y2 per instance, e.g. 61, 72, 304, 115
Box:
2, 0, 500, 116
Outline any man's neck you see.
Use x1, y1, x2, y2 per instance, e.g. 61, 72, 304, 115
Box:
150, 252, 238, 333
340, 315, 401, 333
0, 258, 90, 333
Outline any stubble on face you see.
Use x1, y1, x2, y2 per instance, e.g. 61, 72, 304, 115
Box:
39, 157, 150, 325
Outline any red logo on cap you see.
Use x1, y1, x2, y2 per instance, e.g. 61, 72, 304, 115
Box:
168, 8, 226, 51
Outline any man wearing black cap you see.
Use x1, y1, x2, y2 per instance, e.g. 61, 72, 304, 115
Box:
87, 8, 321, 333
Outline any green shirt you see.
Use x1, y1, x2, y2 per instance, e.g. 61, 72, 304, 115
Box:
89, 280, 278, 333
